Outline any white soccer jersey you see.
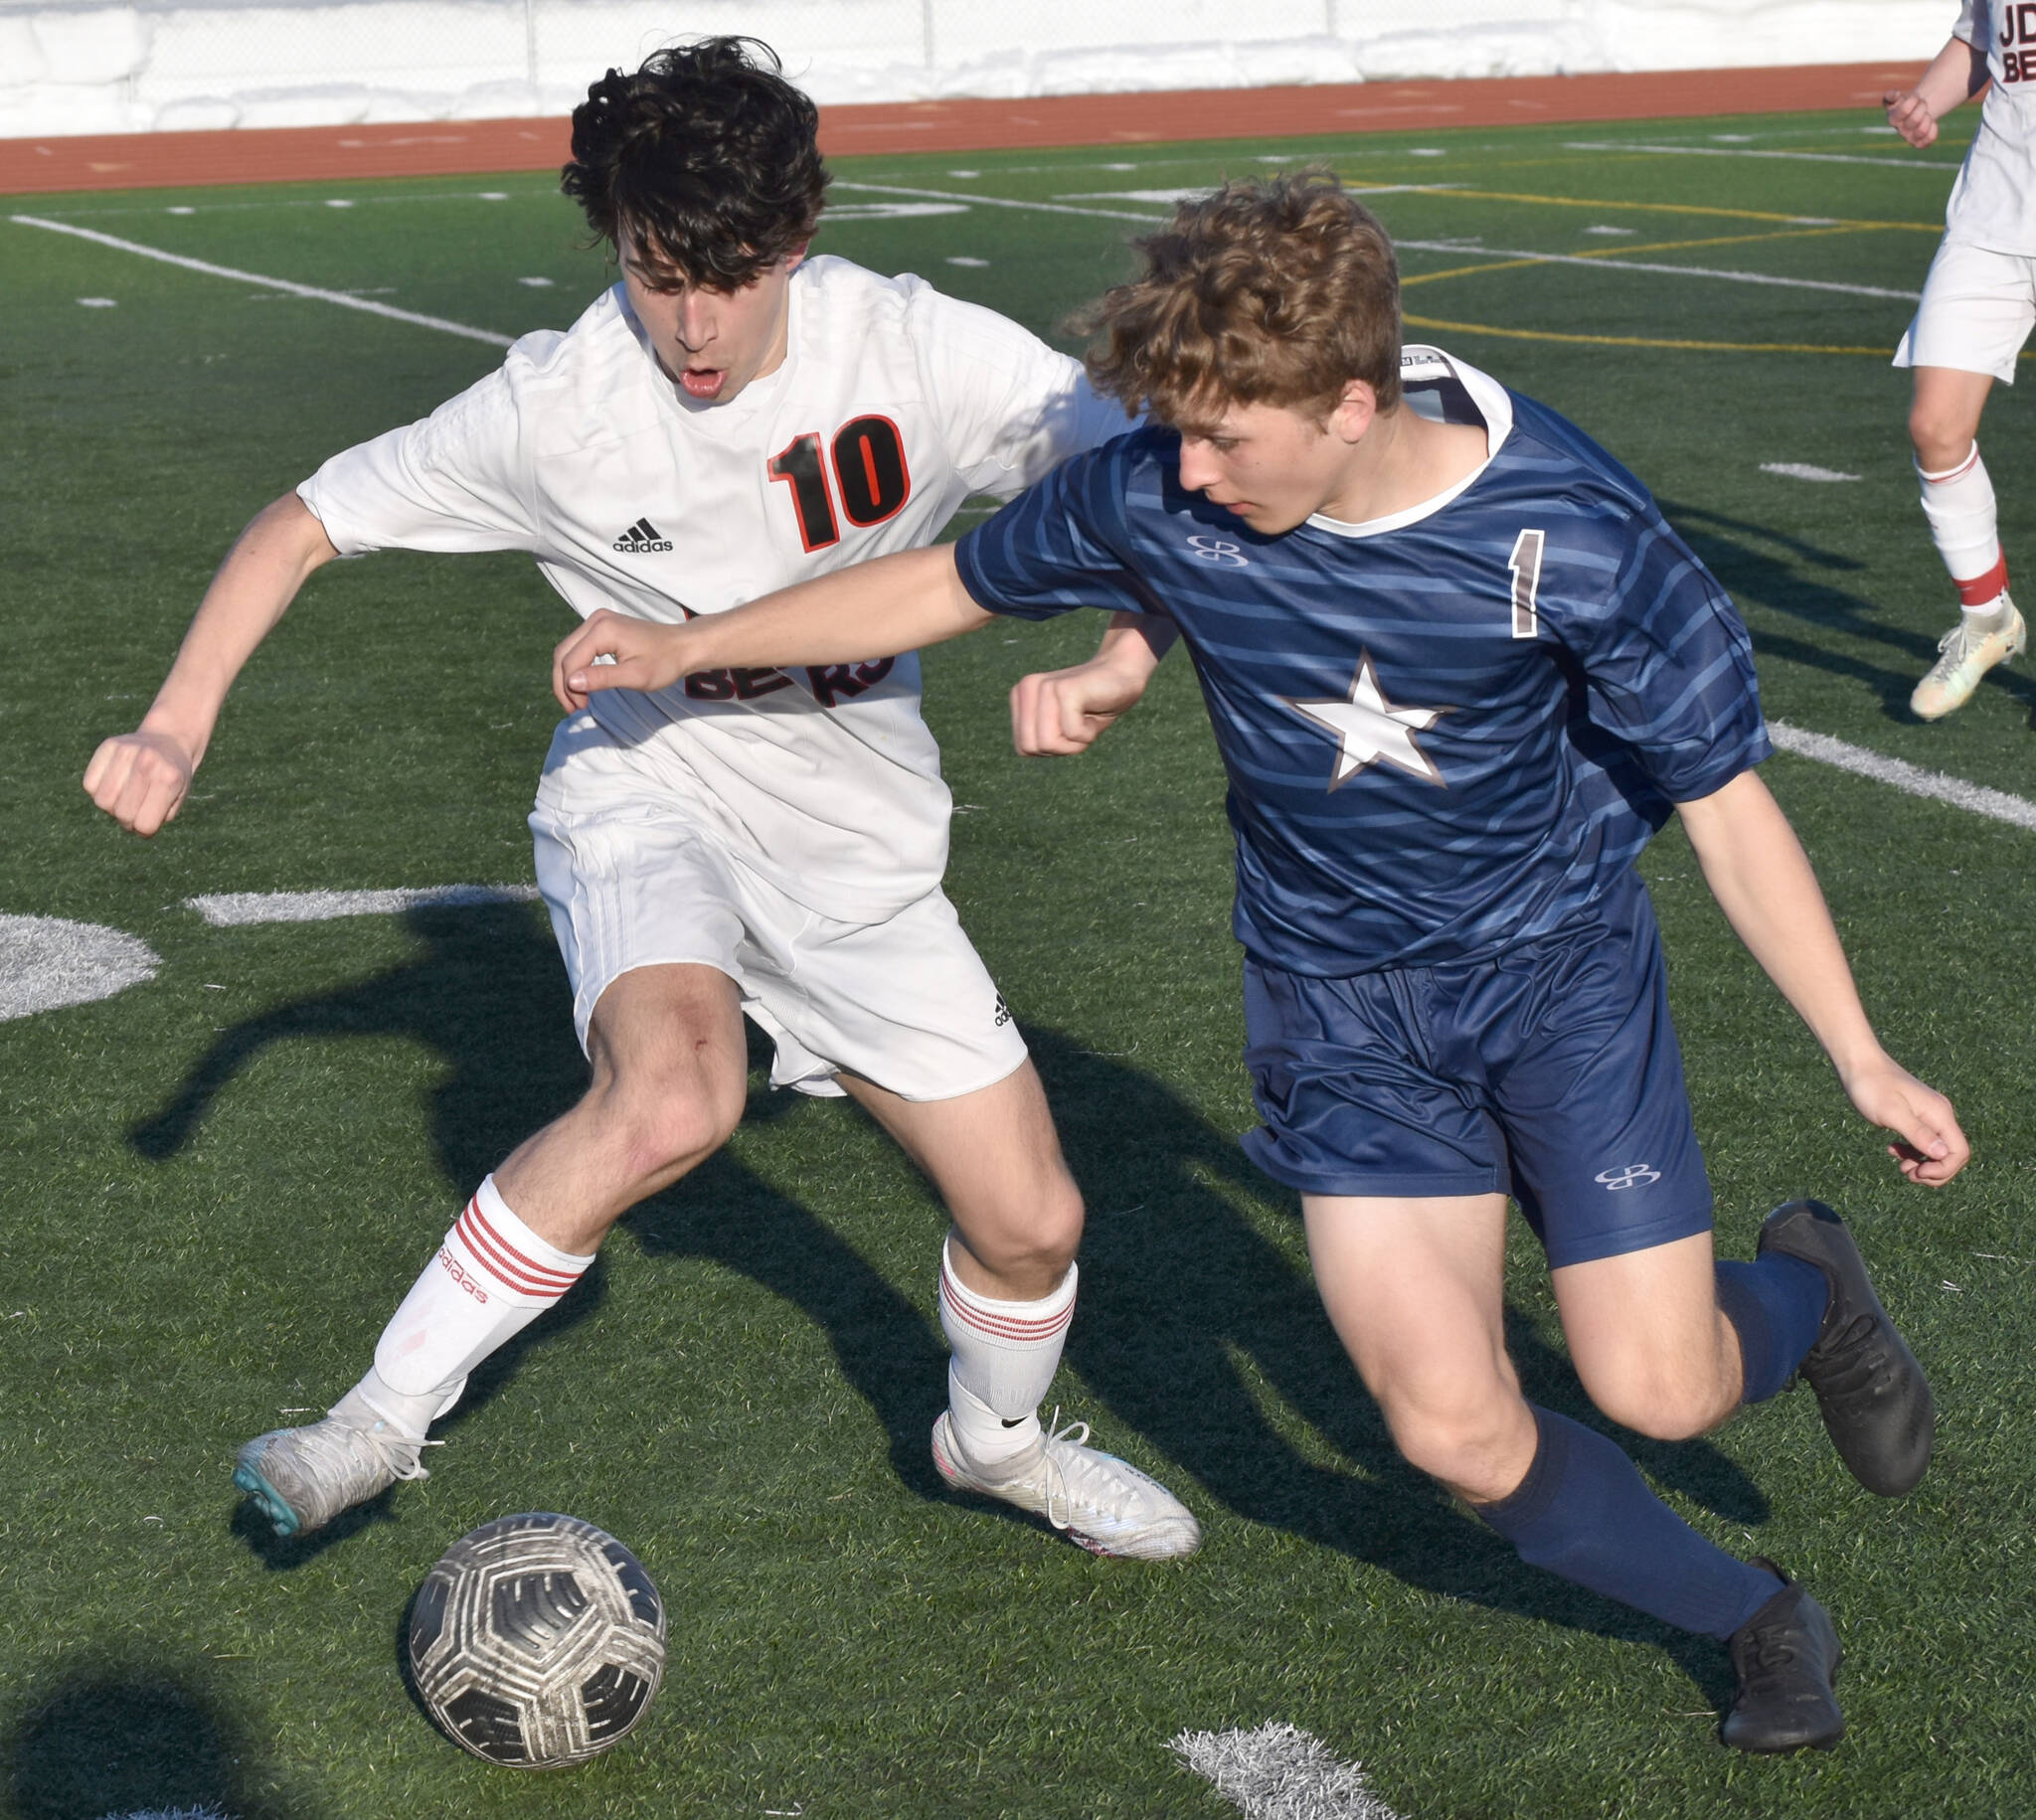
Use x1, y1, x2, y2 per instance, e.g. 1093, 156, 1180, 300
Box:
299, 255, 1129, 920
1948, 0, 2036, 252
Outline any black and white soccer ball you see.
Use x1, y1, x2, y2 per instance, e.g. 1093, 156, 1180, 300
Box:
407, 1512, 667, 1768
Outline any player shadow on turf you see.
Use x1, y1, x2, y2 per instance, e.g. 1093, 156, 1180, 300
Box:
130, 906, 623, 1564
1663, 499, 2036, 725
1023, 1027, 1762, 1700
620, 1132, 954, 1499
4, 1657, 328, 1820
136, 905, 1751, 1695
132, 902, 951, 1550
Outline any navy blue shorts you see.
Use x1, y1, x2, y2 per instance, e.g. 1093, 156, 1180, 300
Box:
1240, 880, 1713, 1269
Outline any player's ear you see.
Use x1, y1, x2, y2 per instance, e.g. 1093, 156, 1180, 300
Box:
783, 241, 811, 275
1327, 379, 1378, 445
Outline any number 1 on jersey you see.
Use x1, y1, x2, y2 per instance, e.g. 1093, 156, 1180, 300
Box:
1509, 528, 1546, 639
768, 433, 838, 552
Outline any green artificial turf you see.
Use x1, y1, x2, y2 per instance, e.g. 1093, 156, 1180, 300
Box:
3, 108, 2034, 1820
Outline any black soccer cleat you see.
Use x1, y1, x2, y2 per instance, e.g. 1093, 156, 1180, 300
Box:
1721, 1562, 1845, 1754
1758, 1198, 1934, 1497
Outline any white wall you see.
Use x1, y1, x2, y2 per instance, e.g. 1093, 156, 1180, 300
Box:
0, 0, 1951, 139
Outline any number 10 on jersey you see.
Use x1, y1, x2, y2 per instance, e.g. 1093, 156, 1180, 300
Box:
769, 416, 913, 552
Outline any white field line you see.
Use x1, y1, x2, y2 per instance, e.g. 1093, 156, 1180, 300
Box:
874, 147, 1433, 178
169, 731, 2035, 928
1570, 123, 1908, 146
1171, 1724, 1407, 1820
826, 201, 969, 221
836, 178, 1458, 225
0, 914, 160, 1022
8, 215, 512, 346
1566, 139, 1961, 170
1760, 462, 1861, 482
826, 185, 1915, 304
832, 179, 1167, 223
187, 885, 541, 925
830, 181, 1164, 224
1769, 721, 2036, 831
1397, 238, 1919, 301
866, 131, 1898, 180
33, 187, 555, 221
1053, 184, 1454, 205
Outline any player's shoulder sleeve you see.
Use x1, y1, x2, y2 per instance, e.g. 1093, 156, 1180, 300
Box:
297, 327, 562, 556
898, 273, 1137, 496
1955, 0, 1982, 48
952, 428, 1171, 622
1515, 405, 1771, 801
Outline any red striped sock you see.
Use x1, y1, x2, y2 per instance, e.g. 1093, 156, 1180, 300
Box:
938, 1241, 1076, 1465
1918, 442, 2008, 606
373, 1175, 594, 1406
1954, 551, 2010, 609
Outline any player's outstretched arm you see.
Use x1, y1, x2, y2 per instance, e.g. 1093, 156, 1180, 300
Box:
1885, 34, 1989, 148
1677, 767, 1969, 1186
553, 544, 994, 711
1011, 611, 1177, 755
84, 492, 340, 836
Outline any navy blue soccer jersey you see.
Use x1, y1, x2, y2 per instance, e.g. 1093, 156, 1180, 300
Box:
953, 347, 1772, 977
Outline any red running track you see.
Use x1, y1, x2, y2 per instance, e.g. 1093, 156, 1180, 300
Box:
0, 63, 1925, 199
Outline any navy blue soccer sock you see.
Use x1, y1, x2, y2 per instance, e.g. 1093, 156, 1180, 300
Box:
1715, 1252, 1828, 1405
1472, 1406, 1782, 1641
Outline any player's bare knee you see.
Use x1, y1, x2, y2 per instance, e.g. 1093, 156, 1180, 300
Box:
1582, 1364, 1724, 1441
1908, 403, 1974, 473
950, 1158, 1083, 1281
1028, 1166, 1085, 1271
957, 1214, 1080, 1294
1384, 1398, 1519, 1494
603, 1072, 743, 1187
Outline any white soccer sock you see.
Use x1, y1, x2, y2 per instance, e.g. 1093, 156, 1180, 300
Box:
353, 1176, 594, 1435
938, 1239, 1077, 1467
338, 1368, 464, 1444
1918, 443, 2010, 606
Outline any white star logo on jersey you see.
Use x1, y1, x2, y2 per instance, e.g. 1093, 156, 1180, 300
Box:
1282, 652, 1449, 789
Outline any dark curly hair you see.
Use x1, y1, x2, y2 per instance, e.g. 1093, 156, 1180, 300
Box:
561, 37, 828, 288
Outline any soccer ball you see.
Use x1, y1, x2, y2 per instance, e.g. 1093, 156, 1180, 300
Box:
407, 1512, 667, 1768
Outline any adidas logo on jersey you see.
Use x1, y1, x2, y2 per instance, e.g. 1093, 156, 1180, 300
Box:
612, 517, 673, 553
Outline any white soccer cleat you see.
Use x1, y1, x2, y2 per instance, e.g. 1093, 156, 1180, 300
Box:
1911, 594, 2026, 721
233, 1390, 431, 1539
932, 1408, 1202, 1561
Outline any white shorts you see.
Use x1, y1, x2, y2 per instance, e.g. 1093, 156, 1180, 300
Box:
528, 765, 1026, 1105
1895, 240, 2036, 384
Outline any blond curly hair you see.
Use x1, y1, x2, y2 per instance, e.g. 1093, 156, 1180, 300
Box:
1078, 171, 1401, 427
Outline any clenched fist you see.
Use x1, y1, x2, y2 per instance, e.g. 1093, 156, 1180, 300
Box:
84, 729, 198, 837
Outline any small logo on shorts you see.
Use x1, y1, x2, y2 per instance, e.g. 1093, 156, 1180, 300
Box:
1596, 1163, 1661, 1191
992, 993, 1011, 1028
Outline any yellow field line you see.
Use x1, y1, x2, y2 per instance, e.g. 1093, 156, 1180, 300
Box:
1406, 255, 1549, 286
1401, 186, 1943, 232
1402, 224, 1885, 290
1606, 225, 1880, 257
1450, 152, 1942, 179
1402, 311, 1894, 355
